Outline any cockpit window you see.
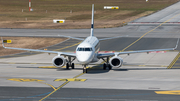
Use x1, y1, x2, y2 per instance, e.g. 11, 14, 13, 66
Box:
77, 48, 92, 51
85, 48, 91, 51
79, 48, 84, 51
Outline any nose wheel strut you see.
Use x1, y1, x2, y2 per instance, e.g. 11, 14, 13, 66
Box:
83, 65, 87, 73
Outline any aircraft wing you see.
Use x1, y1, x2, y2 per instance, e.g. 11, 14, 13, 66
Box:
117, 47, 177, 55
98, 47, 177, 58
2, 43, 76, 57
98, 38, 179, 58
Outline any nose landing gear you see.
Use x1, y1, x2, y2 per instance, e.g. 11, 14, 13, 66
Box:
83, 65, 87, 73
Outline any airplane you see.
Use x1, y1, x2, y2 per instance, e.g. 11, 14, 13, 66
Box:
2, 4, 179, 73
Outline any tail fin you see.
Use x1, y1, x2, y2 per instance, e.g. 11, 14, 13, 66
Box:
90, 4, 94, 36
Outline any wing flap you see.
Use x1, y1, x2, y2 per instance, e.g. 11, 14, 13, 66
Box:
118, 48, 176, 55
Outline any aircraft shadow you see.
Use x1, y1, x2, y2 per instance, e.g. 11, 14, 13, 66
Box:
85, 64, 110, 74
56, 68, 82, 71
113, 68, 167, 71
86, 69, 110, 74
17, 65, 168, 73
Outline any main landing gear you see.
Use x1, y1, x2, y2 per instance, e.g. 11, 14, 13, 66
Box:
82, 57, 112, 73
102, 57, 112, 70
103, 63, 112, 70
66, 63, 75, 69
66, 57, 75, 69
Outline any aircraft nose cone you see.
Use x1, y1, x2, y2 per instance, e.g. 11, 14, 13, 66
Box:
77, 52, 93, 64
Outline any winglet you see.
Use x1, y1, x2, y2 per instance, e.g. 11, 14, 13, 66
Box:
90, 4, 94, 36
174, 38, 179, 50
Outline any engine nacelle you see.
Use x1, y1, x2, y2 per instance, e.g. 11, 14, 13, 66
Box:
52, 56, 67, 68
109, 56, 123, 68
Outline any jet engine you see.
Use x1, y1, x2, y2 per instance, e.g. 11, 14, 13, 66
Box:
109, 56, 123, 68
52, 56, 67, 67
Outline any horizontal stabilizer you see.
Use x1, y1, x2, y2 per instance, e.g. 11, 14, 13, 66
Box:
58, 35, 84, 40
99, 35, 128, 41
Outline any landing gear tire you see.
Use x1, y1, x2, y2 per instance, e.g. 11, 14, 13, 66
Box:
103, 63, 106, 70
66, 63, 69, 69
108, 64, 112, 70
71, 63, 75, 69
83, 67, 87, 73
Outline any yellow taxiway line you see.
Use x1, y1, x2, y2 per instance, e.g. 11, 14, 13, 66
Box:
39, 72, 85, 101
54, 41, 82, 51
167, 52, 180, 69
155, 90, 180, 95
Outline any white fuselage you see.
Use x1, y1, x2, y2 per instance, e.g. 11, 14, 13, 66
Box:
76, 36, 100, 64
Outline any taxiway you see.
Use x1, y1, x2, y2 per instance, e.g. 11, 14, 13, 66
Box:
0, 1, 180, 101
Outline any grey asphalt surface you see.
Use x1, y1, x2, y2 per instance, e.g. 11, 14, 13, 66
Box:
0, 87, 179, 101
0, 1, 180, 101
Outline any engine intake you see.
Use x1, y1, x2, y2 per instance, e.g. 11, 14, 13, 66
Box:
52, 56, 67, 67
109, 56, 123, 68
